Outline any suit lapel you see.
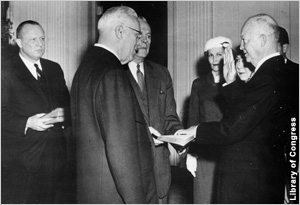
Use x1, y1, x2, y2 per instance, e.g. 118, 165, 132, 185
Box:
144, 60, 160, 125
13, 55, 49, 104
40, 59, 54, 107
249, 55, 283, 83
125, 68, 150, 124
125, 63, 158, 154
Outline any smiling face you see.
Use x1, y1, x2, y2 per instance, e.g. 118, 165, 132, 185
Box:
134, 18, 151, 61
207, 47, 225, 72
16, 24, 45, 63
236, 55, 252, 81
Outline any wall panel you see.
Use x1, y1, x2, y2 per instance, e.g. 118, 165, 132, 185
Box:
168, 1, 213, 165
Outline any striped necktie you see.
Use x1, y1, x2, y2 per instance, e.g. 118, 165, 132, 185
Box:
136, 64, 145, 92
34, 64, 43, 81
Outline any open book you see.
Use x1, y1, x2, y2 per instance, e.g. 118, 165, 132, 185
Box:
157, 134, 194, 146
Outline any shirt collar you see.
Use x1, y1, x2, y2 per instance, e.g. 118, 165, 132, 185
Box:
128, 61, 144, 82
94, 43, 119, 61
128, 61, 144, 73
19, 53, 42, 79
19, 53, 42, 68
245, 52, 280, 83
254, 52, 280, 73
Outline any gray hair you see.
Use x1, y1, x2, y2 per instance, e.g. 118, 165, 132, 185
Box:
243, 13, 279, 42
98, 6, 138, 33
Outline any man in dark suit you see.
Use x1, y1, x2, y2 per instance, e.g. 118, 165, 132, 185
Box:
125, 16, 183, 203
70, 7, 158, 203
179, 14, 292, 203
277, 25, 299, 108
277, 26, 299, 70
277, 26, 299, 204
1, 20, 71, 203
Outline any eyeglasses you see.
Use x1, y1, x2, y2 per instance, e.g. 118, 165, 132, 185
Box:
123, 25, 142, 39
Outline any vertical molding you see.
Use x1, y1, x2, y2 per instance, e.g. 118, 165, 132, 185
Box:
167, 1, 175, 80
168, 1, 212, 120
167, 1, 212, 165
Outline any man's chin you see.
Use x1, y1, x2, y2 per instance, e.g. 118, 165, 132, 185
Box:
136, 49, 148, 58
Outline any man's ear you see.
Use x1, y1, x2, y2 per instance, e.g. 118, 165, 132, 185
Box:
282, 43, 289, 54
260, 34, 267, 47
115, 25, 123, 40
15, 38, 22, 48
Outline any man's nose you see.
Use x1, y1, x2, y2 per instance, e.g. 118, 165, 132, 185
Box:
240, 42, 244, 50
236, 62, 242, 70
36, 39, 43, 46
140, 35, 147, 43
213, 56, 220, 63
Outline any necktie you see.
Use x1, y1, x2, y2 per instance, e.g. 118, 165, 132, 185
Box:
34, 64, 43, 81
136, 64, 145, 92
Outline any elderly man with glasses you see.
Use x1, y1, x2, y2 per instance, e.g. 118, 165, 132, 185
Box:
71, 6, 158, 204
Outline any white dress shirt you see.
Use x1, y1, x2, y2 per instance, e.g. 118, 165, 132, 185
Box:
19, 53, 42, 80
128, 61, 145, 83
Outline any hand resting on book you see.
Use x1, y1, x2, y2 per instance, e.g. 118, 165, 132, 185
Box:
42, 108, 65, 125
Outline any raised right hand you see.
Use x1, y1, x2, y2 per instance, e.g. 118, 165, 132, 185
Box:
223, 46, 237, 84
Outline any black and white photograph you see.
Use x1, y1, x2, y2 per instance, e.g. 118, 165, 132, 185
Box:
1, 1, 299, 204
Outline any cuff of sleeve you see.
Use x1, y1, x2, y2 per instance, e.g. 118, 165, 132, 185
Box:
194, 125, 199, 139
222, 82, 228, 87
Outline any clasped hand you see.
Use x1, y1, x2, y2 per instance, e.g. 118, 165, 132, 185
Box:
26, 108, 65, 132
26, 113, 54, 131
